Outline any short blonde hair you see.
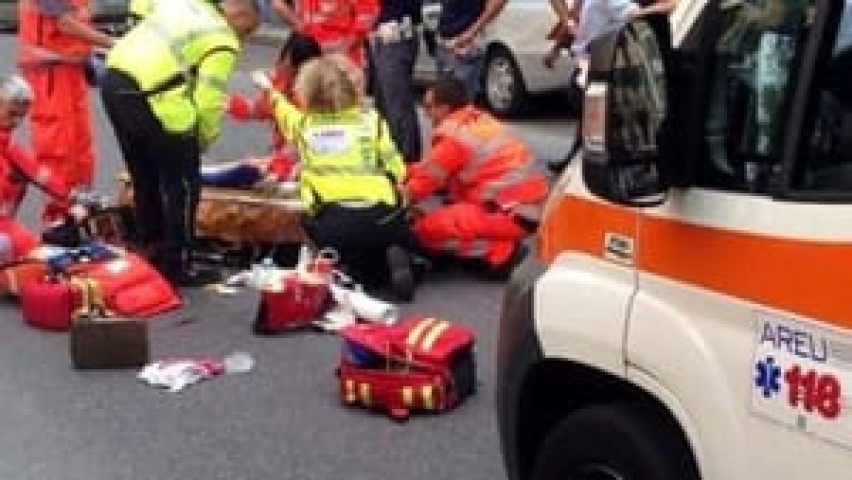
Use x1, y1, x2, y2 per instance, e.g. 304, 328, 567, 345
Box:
293, 55, 362, 113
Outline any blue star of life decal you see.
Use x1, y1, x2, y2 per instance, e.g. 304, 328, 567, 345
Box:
755, 356, 782, 398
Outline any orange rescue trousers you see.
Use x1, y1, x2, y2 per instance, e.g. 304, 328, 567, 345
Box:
411, 202, 527, 267
24, 64, 95, 224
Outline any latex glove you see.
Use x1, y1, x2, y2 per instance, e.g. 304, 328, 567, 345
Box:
250, 69, 273, 91
226, 94, 254, 121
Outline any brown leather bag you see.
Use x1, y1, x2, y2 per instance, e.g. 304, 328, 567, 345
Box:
68, 278, 150, 370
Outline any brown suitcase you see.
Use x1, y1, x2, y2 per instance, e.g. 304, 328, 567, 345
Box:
69, 316, 150, 369
118, 174, 308, 245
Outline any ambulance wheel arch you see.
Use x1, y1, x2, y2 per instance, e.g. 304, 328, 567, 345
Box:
508, 358, 700, 480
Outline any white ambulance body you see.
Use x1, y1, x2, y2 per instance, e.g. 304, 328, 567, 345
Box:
496, 1, 852, 479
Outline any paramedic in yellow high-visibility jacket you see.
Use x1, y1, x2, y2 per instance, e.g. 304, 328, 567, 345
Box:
100, 0, 260, 288
254, 55, 420, 302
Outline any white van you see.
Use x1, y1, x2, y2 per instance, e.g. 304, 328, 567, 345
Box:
496, 0, 852, 478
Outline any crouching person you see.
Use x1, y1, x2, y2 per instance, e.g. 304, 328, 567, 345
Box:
252, 56, 419, 302
0, 75, 73, 265
405, 78, 549, 278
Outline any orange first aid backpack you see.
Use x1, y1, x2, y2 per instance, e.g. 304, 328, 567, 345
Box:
337, 317, 477, 420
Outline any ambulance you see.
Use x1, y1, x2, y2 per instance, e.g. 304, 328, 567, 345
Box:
495, 0, 852, 479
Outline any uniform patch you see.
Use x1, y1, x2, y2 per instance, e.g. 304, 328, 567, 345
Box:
306, 127, 352, 155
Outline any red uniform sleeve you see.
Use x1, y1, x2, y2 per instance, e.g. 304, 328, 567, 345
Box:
6, 141, 69, 200
405, 134, 471, 202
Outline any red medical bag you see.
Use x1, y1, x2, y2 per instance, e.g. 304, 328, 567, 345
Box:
69, 252, 181, 318
20, 277, 91, 331
337, 317, 476, 420
254, 272, 330, 334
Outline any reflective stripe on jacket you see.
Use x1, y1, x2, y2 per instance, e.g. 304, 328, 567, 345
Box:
270, 93, 404, 212
107, 0, 239, 145
407, 106, 548, 218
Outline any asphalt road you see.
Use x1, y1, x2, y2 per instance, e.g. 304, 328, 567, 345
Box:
0, 33, 575, 480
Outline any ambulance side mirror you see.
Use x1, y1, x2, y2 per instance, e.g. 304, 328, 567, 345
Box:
581, 24, 668, 208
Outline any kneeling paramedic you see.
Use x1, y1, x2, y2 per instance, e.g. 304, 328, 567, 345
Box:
100, 0, 261, 287
405, 78, 549, 277
251, 56, 420, 302
0, 75, 81, 266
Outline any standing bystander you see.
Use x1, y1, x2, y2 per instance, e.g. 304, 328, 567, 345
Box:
434, 0, 506, 100
17, 0, 115, 226
367, 0, 422, 163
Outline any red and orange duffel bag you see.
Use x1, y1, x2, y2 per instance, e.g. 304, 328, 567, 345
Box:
337, 317, 477, 420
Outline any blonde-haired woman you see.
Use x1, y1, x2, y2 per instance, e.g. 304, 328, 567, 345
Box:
252, 56, 418, 301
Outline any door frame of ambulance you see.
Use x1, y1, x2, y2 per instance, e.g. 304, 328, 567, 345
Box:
625, 1, 852, 478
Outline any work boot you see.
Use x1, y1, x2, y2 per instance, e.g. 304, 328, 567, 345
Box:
386, 245, 415, 302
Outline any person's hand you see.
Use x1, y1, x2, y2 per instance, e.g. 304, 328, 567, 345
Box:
227, 94, 254, 121
448, 30, 477, 55
250, 69, 273, 91
69, 204, 89, 222
544, 45, 561, 69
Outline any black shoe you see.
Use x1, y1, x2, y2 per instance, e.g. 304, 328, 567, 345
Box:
386, 245, 415, 302
168, 266, 222, 288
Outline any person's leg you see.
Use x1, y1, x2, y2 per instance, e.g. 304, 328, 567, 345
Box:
100, 71, 165, 250
155, 132, 207, 283
370, 37, 422, 162
436, 43, 485, 100
412, 202, 523, 267
42, 65, 94, 223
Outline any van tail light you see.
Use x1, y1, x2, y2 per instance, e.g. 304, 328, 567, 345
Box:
582, 82, 608, 154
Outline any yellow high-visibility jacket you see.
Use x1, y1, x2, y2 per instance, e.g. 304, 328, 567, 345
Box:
108, 0, 239, 147
270, 93, 405, 213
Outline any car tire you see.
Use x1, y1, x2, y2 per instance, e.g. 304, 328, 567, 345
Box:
530, 403, 699, 480
483, 47, 527, 118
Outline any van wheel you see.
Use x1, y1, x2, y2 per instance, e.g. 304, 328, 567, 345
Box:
530, 403, 699, 480
483, 47, 527, 118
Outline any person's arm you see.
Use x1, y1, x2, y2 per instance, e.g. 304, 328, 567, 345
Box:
405, 134, 470, 202
6, 141, 69, 200
271, 0, 300, 29
376, 118, 405, 183
631, 0, 676, 18
57, 12, 115, 48
450, 0, 508, 50
194, 47, 239, 149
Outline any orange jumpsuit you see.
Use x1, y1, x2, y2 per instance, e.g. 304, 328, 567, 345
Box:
0, 128, 69, 266
18, 0, 95, 224
406, 106, 549, 267
297, 0, 379, 69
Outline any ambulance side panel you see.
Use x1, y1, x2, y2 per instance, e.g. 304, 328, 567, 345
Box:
628, 189, 852, 480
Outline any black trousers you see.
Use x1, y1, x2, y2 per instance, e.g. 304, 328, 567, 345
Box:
100, 69, 201, 273
304, 203, 419, 286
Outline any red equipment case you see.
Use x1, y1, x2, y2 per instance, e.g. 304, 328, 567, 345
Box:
337, 317, 476, 420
